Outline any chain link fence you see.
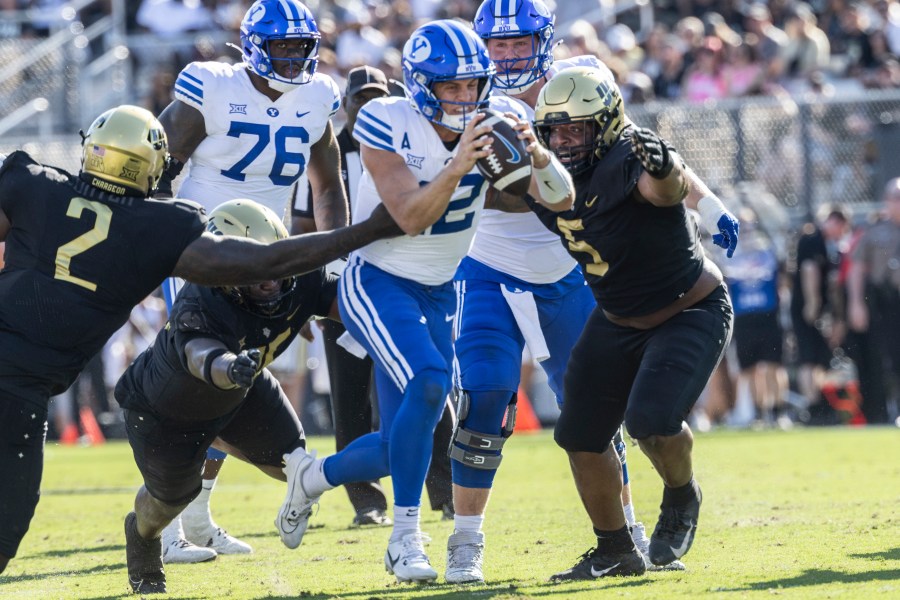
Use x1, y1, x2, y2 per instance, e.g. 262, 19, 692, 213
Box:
4, 83, 900, 228
629, 90, 900, 224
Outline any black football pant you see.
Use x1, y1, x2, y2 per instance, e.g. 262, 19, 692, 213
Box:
321, 319, 453, 513
0, 393, 48, 559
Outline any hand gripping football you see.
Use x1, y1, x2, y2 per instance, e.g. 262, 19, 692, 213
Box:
476, 109, 532, 198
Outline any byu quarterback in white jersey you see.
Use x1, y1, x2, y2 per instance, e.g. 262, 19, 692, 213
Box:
172, 61, 339, 215
351, 93, 526, 286
284, 20, 572, 584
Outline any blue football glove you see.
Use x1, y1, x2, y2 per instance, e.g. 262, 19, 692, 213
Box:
697, 196, 739, 258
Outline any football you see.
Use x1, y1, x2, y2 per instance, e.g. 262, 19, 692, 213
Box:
476, 109, 532, 197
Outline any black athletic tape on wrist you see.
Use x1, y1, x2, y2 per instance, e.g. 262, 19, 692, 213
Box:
203, 348, 229, 385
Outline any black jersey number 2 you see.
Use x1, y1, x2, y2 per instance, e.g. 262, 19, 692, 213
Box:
54, 197, 112, 291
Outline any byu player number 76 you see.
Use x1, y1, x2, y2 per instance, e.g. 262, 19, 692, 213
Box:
153, 0, 348, 563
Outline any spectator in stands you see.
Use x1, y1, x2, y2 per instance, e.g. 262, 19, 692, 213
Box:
653, 33, 689, 99
875, 0, 900, 56
847, 178, 900, 424
334, 6, 388, 70
135, 0, 215, 37
722, 36, 766, 97
682, 35, 727, 102
606, 23, 644, 72
783, 2, 832, 81
743, 2, 789, 83
639, 23, 670, 80
674, 15, 706, 70
839, 2, 880, 77
566, 19, 607, 59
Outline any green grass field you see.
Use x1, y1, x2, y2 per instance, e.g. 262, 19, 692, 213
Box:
1, 427, 898, 599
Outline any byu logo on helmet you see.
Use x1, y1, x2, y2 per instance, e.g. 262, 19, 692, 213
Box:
246, 3, 265, 25
408, 36, 431, 62
401, 19, 495, 133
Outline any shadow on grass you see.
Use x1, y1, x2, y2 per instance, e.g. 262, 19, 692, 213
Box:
719, 568, 900, 591
254, 576, 656, 600
0, 562, 125, 583
27, 543, 123, 558
849, 547, 900, 561
42, 487, 137, 496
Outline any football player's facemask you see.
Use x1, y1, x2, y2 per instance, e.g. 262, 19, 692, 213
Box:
533, 66, 625, 175
474, 0, 555, 95
207, 199, 297, 318
79, 105, 168, 196
240, 0, 320, 92
402, 20, 495, 132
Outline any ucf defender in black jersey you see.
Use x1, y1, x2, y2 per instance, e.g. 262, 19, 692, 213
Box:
525, 67, 739, 581
116, 200, 340, 594
0, 105, 400, 583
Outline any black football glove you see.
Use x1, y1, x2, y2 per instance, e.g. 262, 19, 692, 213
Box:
631, 127, 675, 179
227, 349, 260, 388
152, 157, 184, 198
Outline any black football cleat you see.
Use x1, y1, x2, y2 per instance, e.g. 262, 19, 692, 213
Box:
648, 482, 702, 566
549, 546, 646, 582
125, 512, 167, 594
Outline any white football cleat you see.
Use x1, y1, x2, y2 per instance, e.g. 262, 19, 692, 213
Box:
161, 516, 217, 564
384, 532, 438, 583
631, 521, 685, 571
183, 519, 252, 555
276, 447, 320, 549
445, 530, 485, 584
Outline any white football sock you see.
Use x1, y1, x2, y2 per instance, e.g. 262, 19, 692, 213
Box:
623, 502, 636, 527
391, 505, 420, 541
453, 514, 484, 534
301, 457, 335, 497
183, 478, 216, 522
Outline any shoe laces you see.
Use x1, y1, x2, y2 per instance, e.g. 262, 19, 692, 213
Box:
286, 500, 318, 525
399, 532, 432, 564
448, 537, 483, 569
657, 507, 692, 536
173, 539, 194, 549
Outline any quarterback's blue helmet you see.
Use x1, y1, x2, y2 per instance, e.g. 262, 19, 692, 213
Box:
402, 20, 495, 132
473, 0, 555, 94
240, 0, 320, 89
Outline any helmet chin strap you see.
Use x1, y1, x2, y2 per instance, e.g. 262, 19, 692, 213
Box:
267, 78, 301, 93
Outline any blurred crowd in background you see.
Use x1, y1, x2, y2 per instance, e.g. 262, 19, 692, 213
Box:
4, 1, 900, 113
1, 0, 899, 442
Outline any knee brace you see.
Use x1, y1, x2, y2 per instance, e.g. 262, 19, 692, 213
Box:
449, 390, 516, 471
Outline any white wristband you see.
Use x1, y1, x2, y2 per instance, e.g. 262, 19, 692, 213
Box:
697, 195, 726, 235
533, 156, 572, 205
